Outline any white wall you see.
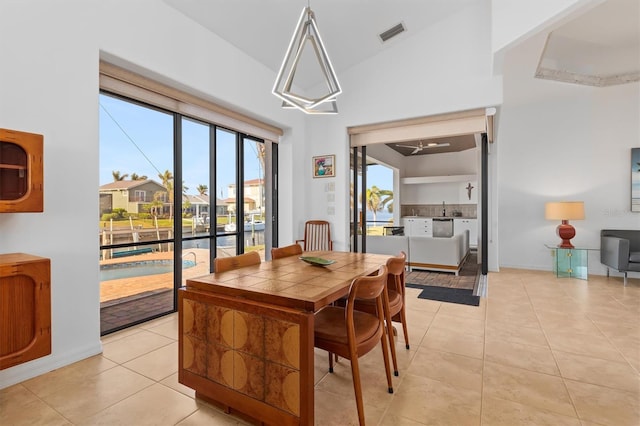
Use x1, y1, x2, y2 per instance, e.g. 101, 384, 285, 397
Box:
400, 149, 478, 205
497, 30, 640, 278
404, 149, 478, 177
402, 182, 478, 205
0, 0, 303, 388
305, 1, 502, 251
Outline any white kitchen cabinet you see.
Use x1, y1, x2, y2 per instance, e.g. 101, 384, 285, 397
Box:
402, 217, 433, 237
454, 218, 477, 248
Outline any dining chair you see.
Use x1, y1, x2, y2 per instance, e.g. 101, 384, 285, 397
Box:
314, 265, 393, 426
296, 220, 333, 251
353, 251, 409, 377
214, 251, 261, 273
270, 243, 303, 260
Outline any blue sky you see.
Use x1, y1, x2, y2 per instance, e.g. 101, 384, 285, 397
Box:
99, 94, 261, 199
366, 164, 393, 192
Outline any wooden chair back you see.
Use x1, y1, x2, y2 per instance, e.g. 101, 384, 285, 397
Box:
386, 251, 407, 295
214, 251, 261, 273
351, 251, 409, 376
299, 220, 333, 251
313, 265, 393, 425
271, 243, 303, 260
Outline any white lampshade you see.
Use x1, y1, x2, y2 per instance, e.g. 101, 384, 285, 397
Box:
545, 201, 585, 220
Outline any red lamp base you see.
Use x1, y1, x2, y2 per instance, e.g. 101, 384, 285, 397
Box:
556, 220, 576, 248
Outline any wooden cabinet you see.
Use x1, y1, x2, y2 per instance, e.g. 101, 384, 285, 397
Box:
0, 128, 44, 213
0, 253, 51, 370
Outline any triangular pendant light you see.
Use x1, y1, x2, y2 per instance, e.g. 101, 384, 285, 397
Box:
273, 6, 341, 114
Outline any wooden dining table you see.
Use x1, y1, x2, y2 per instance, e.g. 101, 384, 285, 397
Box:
178, 250, 391, 426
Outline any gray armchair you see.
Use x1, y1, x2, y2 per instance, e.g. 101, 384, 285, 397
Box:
601, 229, 640, 286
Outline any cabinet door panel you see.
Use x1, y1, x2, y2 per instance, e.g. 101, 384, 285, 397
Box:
0, 129, 44, 212
0, 254, 51, 370
454, 219, 477, 248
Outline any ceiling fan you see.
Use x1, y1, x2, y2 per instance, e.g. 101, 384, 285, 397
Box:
395, 141, 450, 155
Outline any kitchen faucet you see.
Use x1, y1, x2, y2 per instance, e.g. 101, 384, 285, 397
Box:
442, 201, 446, 217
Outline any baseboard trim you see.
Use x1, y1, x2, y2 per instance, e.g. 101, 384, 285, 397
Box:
0, 342, 103, 389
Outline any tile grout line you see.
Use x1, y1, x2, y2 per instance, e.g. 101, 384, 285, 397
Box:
523, 275, 583, 421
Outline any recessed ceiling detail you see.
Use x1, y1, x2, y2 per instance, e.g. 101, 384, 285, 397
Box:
534, 0, 640, 87
535, 32, 640, 87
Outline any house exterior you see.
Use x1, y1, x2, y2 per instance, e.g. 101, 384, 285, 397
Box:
227, 178, 264, 212
182, 194, 228, 218
222, 196, 257, 214
99, 179, 167, 215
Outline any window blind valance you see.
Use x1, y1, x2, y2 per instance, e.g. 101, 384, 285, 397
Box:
348, 108, 494, 147
99, 61, 283, 143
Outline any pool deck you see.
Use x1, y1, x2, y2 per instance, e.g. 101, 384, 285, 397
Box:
100, 248, 265, 303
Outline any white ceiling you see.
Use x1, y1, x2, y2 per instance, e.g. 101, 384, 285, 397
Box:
162, 0, 639, 152
164, 0, 639, 89
536, 0, 640, 86
162, 0, 477, 90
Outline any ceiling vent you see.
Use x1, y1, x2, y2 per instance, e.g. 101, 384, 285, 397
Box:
379, 23, 405, 43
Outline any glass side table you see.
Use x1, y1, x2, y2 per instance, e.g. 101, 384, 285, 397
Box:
544, 245, 598, 280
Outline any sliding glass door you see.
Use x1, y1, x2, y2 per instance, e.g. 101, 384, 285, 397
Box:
99, 92, 277, 335
99, 93, 176, 334
350, 146, 398, 252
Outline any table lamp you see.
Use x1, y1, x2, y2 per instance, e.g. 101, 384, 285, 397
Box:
545, 201, 585, 248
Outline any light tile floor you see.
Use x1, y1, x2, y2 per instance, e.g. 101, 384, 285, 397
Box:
1, 269, 639, 425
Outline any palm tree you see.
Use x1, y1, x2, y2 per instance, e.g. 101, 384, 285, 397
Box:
380, 191, 393, 213
130, 173, 147, 180
148, 192, 165, 218
158, 170, 174, 220
197, 184, 208, 196
366, 186, 393, 223
112, 170, 128, 181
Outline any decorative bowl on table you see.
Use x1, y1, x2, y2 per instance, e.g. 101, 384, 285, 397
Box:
299, 256, 336, 266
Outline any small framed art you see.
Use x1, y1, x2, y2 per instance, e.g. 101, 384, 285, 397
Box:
313, 155, 335, 178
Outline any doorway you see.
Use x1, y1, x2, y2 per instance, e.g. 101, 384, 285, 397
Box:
348, 109, 493, 276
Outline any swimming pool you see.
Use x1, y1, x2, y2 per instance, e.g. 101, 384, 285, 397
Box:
100, 259, 196, 281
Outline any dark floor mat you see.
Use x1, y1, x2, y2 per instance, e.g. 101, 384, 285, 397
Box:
405, 283, 480, 306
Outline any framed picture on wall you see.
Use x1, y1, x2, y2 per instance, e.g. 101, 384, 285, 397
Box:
313, 155, 335, 178
632, 148, 640, 212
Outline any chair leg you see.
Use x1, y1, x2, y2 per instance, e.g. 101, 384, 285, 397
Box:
328, 351, 334, 373
624, 272, 627, 286
399, 306, 410, 350
383, 292, 399, 376
379, 331, 394, 394
349, 357, 366, 426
